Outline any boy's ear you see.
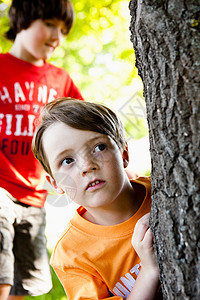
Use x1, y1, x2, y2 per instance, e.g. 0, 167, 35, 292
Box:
122, 143, 129, 168
46, 175, 64, 194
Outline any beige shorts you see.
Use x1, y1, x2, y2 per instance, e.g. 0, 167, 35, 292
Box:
0, 188, 52, 296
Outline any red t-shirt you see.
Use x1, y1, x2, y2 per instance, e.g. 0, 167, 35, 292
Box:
0, 53, 83, 207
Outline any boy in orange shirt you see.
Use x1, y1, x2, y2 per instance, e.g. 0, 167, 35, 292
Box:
32, 98, 161, 300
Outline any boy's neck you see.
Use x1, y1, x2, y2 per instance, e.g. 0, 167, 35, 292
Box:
9, 42, 45, 67
82, 181, 145, 226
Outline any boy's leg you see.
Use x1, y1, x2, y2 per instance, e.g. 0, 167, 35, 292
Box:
0, 189, 16, 300
0, 284, 11, 300
0, 287, 26, 300
8, 296, 25, 300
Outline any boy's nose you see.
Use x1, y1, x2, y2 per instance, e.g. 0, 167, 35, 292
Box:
82, 166, 97, 176
80, 155, 98, 176
51, 27, 63, 43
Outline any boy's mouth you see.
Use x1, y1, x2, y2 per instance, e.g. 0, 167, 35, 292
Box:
45, 43, 56, 50
86, 179, 105, 190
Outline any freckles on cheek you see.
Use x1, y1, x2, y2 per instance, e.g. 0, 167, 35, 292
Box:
55, 173, 78, 201
97, 150, 115, 165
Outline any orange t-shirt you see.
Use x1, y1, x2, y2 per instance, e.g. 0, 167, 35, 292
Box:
51, 177, 151, 300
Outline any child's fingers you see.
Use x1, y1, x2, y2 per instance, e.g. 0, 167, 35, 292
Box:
132, 213, 150, 238
131, 214, 158, 270
131, 213, 151, 247
142, 227, 154, 248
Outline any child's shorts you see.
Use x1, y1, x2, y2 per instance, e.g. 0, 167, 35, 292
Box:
0, 188, 52, 296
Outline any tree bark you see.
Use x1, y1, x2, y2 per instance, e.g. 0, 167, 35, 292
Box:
129, 0, 200, 299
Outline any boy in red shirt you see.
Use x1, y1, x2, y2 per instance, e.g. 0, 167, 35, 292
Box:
0, 0, 83, 299
32, 98, 161, 300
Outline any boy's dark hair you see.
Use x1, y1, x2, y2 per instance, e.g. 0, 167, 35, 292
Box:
6, 0, 74, 41
32, 98, 127, 178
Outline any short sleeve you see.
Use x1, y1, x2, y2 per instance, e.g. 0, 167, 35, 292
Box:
53, 267, 123, 300
63, 75, 84, 100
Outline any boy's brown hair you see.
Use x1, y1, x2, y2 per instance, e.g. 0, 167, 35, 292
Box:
6, 0, 74, 41
32, 98, 127, 178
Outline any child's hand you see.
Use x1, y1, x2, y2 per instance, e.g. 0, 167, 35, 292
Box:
132, 213, 158, 273
127, 213, 160, 299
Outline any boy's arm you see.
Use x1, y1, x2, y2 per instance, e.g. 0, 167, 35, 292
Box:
64, 75, 84, 100
127, 213, 160, 300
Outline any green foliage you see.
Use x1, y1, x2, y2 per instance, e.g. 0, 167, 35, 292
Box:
144, 170, 151, 176
51, 0, 140, 103
0, 1, 12, 52
0, 0, 148, 140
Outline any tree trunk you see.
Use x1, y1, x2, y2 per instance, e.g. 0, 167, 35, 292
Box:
129, 0, 200, 299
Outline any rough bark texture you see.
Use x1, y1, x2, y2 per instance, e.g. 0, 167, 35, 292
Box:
129, 0, 200, 299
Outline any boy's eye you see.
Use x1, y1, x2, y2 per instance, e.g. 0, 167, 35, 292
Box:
44, 21, 55, 27
61, 157, 74, 166
44, 20, 67, 35
94, 143, 107, 153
